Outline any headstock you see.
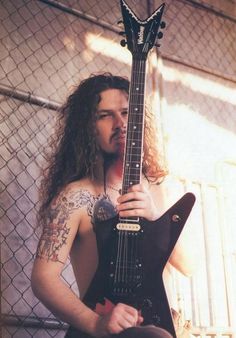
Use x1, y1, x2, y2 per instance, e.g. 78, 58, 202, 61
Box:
119, 0, 166, 60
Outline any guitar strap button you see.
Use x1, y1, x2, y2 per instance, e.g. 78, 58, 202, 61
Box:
172, 214, 181, 222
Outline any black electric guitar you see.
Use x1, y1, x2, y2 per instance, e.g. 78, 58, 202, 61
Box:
83, 1, 196, 337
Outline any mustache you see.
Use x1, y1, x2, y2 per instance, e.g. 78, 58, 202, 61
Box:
109, 128, 127, 143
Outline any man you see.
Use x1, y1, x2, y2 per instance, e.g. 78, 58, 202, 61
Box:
31, 73, 194, 338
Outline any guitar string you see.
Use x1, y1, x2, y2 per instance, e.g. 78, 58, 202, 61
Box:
131, 59, 143, 286
123, 62, 137, 193
127, 59, 142, 284
132, 59, 145, 284
117, 60, 138, 285
115, 59, 145, 287
123, 59, 145, 194
114, 229, 122, 286
119, 58, 145, 282
124, 230, 128, 283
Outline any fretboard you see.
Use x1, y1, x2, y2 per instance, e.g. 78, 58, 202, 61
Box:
122, 58, 146, 196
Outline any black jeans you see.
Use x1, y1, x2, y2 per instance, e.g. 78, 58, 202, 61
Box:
65, 325, 173, 338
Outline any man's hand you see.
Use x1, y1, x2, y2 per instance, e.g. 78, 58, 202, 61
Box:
95, 303, 143, 337
116, 183, 159, 221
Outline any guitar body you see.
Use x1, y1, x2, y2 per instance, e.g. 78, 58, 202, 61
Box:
83, 193, 196, 337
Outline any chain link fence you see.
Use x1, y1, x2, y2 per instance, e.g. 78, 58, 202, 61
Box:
1, 0, 236, 337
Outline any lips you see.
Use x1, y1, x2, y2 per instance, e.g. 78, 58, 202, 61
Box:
113, 135, 126, 145
110, 131, 126, 143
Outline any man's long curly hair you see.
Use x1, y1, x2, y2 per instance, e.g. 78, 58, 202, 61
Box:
38, 73, 167, 225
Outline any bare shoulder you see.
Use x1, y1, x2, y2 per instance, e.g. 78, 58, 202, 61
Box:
36, 178, 101, 263
146, 179, 167, 214
56, 179, 100, 213
148, 180, 165, 194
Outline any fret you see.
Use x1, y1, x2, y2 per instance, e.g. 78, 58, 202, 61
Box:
126, 137, 142, 141
121, 57, 146, 200
125, 145, 142, 151
127, 120, 143, 125
125, 151, 142, 156
123, 177, 140, 183
127, 121, 143, 127
123, 176, 141, 183
124, 155, 142, 161
128, 112, 143, 117
125, 156, 142, 161
124, 156, 142, 162
124, 164, 141, 170
125, 153, 142, 162
123, 181, 140, 193
126, 141, 142, 146
127, 130, 143, 135
130, 90, 144, 93
130, 90, 145, 95
123, 167, 141, 178
127, 134, 142, 138
126, 148, 142, 153
124, 162, 142, 167
123, 167, 141, 174
123, 175, 140, 181
125, 149, 142, 153
127, 142, 142, 150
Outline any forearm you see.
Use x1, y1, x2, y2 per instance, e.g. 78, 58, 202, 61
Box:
169, 237, 197, 277
31, 266, 100, 336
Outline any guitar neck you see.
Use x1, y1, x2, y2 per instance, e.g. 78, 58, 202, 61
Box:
122, 58, 147, 195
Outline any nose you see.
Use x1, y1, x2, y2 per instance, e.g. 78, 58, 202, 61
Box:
113, 113, 126, 130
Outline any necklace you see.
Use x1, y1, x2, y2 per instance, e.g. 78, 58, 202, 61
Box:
106, 185, 121, 193
103, 165, 122, 194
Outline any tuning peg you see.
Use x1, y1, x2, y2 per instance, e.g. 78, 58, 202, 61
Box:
120, 39, 127, 47
118, 31, 126, 36
160, 21, 166, 29
157, 31, 163, 39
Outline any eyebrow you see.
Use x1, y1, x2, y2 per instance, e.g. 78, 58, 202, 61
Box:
97, 108, 128, 113
96, 109, 113, 114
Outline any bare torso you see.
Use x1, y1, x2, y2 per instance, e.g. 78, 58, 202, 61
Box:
63, 177, 166, 300
70, 185, 118, 298
32, 175, 194, 336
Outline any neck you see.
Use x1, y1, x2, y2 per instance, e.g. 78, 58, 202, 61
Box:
104, 153, 123, 185
93, 152, 124, 188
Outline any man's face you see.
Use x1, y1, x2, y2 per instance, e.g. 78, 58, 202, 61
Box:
95, 88, 128, 156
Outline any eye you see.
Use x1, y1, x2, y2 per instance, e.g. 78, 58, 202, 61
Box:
97, 112, 112, 119
122, 110, 128, 116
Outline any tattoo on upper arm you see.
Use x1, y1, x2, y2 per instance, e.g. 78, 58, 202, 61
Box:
36, 190, 98, 263
36, 190, 117, 262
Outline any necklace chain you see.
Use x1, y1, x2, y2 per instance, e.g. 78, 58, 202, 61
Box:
107, 184, 121, 193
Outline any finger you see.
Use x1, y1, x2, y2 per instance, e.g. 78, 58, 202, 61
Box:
117, 313, 138, 329
118, 208, 146, 218
120, 313, 137, 327
137, 315, 144, 325
128, 183, 146, 193
110, 312, 137, 332
123, 304, 139, 318
116, 303, 139, 323
117, 191, 145, 203
116, 303, 138, 316
117, 200, 145, 211
128, 184, 142, 191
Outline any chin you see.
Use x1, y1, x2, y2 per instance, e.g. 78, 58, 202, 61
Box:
103, 150, 123, 161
